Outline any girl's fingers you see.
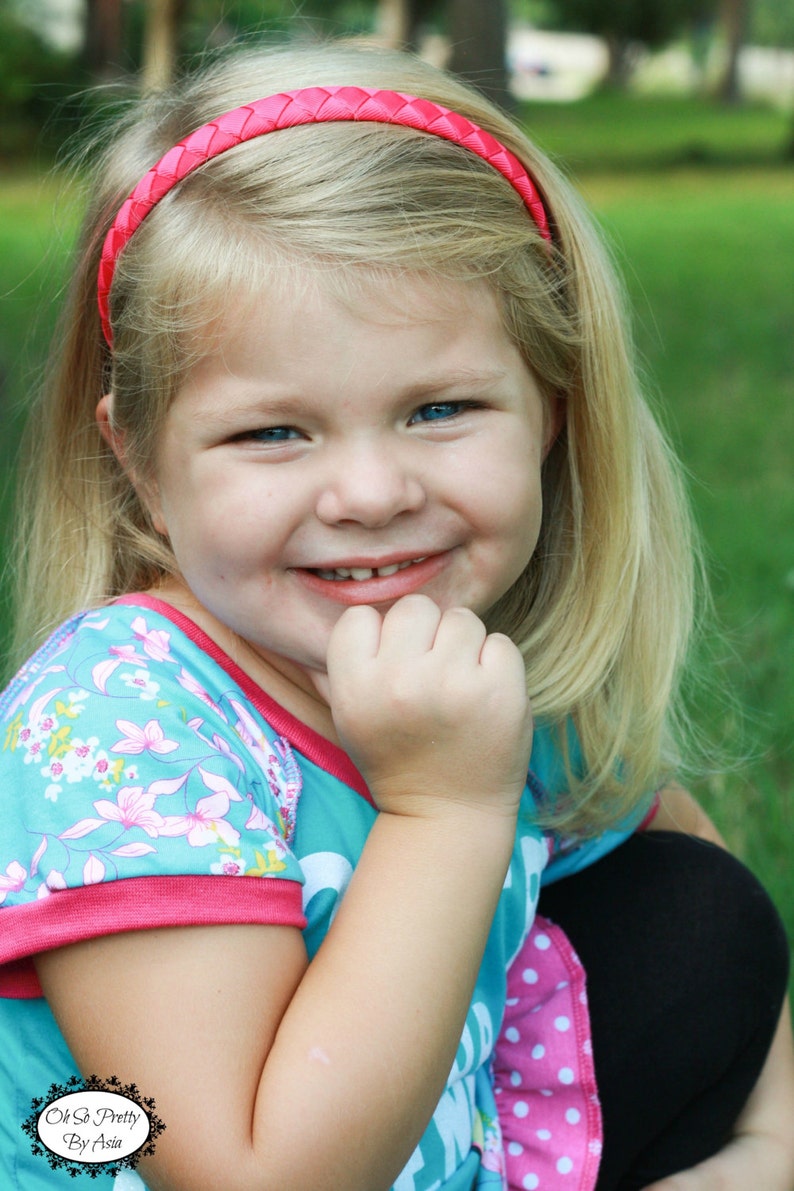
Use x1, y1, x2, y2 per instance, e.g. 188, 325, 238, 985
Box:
376, 593, 444, 659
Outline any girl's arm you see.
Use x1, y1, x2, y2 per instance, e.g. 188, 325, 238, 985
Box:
642, 784, 794, 1191
35, 596, 532, 1191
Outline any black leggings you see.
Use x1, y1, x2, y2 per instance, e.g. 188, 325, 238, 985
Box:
537, 831, 790, 1190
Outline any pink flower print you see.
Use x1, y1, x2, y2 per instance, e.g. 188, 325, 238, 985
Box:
111, 718, 178, 756
160, 790, 241, 848
197, 766, 243, 803
0, 860, 27, 904
31, 836, 48, 878
92, 786, 166, 838
177, 668, 224, 716
210, 734, 245, 773
244, 797, 272, 833
83, 854, 106, 885
210, 856, 246, 876
131, 616, 172, 662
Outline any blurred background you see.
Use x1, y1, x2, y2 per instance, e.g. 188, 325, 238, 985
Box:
1, 0, 792, 969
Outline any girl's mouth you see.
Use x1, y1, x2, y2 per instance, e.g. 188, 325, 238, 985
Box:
311, 557, 428, 582
294, 553, 449, 605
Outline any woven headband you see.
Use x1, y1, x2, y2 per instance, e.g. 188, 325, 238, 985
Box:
98, 84, 552, 347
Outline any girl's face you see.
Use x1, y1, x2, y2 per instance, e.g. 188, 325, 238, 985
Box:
144, 270, 554, 696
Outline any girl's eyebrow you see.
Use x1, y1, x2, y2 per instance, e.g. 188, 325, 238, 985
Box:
396, 368, 510, 400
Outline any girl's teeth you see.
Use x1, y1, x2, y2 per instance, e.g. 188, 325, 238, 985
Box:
314, 557, 427, 581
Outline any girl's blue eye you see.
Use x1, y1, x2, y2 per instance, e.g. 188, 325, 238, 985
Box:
410, 401, 469, 425
245, 426, 302, 442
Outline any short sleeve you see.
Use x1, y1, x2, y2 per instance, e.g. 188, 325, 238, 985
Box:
0, 608, 306, 993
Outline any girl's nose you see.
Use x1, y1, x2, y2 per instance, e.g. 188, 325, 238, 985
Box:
314, 439, 426, 528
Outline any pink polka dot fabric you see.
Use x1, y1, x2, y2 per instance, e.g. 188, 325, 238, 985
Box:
493, 916, 603, 1190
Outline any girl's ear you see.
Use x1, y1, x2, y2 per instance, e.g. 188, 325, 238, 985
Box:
95, 393, 124, 461
543, 394, 566, 460
95, 394, 167, 536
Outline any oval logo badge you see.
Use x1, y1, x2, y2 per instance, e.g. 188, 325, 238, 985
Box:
37, 1089, 151, 1163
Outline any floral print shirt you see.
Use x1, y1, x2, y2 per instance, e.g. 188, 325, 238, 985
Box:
0, 596, 643, 1190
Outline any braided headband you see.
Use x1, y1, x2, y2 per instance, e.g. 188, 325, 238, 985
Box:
98, 84, 552, 347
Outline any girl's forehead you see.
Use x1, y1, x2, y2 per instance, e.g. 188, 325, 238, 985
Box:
239, 261, 497, 323
175, 266, 523, 407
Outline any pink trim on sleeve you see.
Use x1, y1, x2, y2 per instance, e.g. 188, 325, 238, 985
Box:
0, 874, 305, 999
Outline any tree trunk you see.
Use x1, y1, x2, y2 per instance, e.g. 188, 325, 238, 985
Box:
142, 0, 186, 93
377, 0, 413, 46
716, 0, 749, 104
604, 34, 642, 90
446, 0, 511, 110
83, 0, 123, 79
377, 0, 439, 51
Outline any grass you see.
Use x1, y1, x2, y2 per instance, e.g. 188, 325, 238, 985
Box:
1, 95, 792, 968
585, 168, 794, 922
518, 91, 794, 171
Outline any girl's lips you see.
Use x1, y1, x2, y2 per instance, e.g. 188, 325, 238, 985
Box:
292, 552, 450, 605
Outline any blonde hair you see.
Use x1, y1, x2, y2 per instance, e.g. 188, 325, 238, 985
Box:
11, 42, 701, 835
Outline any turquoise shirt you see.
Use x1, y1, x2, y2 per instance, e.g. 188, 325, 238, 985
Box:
0, 597, 640, 1189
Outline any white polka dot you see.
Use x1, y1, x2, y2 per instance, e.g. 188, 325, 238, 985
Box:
513, 1100, 529, 1119
582, 1039, 592, 1056
510, 1070, 522, 1087
531, 1044, 545, 1060
523, 1176, 539, 1190
565, 1108, 581, 1125
536, 1128, 552, 1140
557, 1156, 574, 1174
558, 1067, 575, 1085
508, 1141, 524, 1156
540, 1088, 554, 1096
505, 1027, 520, 1043
533, 933, 551, 950
506, 996, 519, 1007
579, 991, 588, 1004
555, 980, 569, 990
554, 1015, 571, 1032
522, 967, 539, 984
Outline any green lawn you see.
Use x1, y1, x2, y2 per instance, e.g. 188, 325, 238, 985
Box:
1, 94, 792, 964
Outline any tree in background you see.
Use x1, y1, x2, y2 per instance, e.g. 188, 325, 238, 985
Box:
447, 0, 511, 108
84, 0, 123, 77
715, 0, 748, 102
553, 0, 717, 88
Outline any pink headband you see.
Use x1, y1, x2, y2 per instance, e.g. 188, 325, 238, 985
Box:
98, 84, 552, 347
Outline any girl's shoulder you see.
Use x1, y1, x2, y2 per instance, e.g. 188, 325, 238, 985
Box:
0, 594, 369, 819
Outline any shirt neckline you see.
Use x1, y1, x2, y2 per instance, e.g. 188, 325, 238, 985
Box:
115, 593, 375, 806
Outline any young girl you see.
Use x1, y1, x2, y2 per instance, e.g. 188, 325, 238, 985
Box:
0, 43, 791, 1191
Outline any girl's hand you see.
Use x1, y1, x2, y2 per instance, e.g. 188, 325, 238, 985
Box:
326, 594, 533, 819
